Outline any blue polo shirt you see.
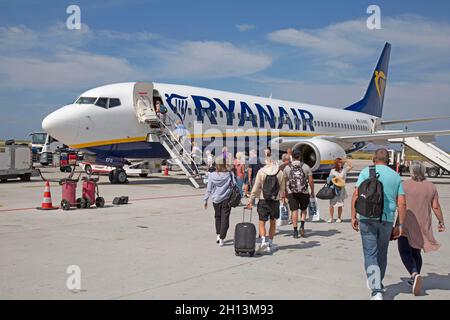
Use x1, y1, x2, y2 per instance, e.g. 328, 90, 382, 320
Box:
355, 165, 404, 222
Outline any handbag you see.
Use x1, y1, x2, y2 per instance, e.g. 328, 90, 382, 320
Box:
316, 184, 335, 200
228, 172, 242, 208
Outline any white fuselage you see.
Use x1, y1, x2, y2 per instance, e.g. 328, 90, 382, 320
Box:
42, 82, 376, 151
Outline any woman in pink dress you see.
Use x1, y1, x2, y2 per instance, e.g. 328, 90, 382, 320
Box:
398, 161, 445, 296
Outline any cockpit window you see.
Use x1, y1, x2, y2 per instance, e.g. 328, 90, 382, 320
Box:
76, 97, 97, 104
95, 98, 108, 108
109, 98, 121, 108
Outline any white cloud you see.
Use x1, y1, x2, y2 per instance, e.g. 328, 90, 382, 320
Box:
156, 41, 271, 79
267, 15, 450, 60
236, 24, 256, 32
0, 50, 144, 89
0, 23, 159, 89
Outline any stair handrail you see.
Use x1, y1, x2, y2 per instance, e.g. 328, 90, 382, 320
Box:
155, 114, 202, 175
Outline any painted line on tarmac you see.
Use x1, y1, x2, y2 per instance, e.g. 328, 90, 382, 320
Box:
0, 193, 204, 213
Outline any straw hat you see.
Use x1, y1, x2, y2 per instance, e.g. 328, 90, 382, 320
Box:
332, 176, 346, 188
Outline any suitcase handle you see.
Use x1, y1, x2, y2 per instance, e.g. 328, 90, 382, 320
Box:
243, 207, 252, 222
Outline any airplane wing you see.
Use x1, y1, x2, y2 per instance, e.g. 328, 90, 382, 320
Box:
330, 130, 450, 143
380, 116, 450, 126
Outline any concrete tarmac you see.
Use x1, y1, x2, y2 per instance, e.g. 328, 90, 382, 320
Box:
0, 160, 449, 300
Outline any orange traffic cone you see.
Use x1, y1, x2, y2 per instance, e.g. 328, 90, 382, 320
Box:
36, 181, 58, 210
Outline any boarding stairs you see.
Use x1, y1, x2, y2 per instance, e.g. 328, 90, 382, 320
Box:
389, 136, 450, 172
135, 104, 202, 188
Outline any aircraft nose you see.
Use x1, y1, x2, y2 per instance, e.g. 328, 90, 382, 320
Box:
42, 105, 79, 145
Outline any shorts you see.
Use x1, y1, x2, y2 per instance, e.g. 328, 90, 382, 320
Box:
257, 199, 280, 221
287, 193, 310, 211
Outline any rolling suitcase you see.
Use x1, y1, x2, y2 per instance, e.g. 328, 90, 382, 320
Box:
234, 208, 257, 257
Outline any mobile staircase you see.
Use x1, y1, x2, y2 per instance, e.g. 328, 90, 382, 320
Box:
389, 136, 450, 174
134, 96, 202, 188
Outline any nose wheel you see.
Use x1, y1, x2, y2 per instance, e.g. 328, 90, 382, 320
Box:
109, 168, 128, 184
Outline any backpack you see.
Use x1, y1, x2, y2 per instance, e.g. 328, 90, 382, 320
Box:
288, 163, 308, 194
262, 169, 281, 200
355, 166, 384, 220
228, 172, 242, 208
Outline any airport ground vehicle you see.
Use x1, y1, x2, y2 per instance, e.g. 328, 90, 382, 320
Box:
29, 132, 65, 165
0, 140, 34, 182
79, 159, 161, 183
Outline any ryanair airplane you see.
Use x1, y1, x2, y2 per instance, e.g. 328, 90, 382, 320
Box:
42, 43, 450, 183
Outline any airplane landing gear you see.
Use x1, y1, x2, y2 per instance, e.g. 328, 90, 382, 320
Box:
109, 168, 128, 184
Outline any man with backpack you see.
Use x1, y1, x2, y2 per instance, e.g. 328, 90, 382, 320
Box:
351, 148, 406, 300
247, 154, 286, 254
283, 150, 315, 238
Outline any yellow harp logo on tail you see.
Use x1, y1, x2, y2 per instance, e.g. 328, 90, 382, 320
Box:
374, 70, 386, 100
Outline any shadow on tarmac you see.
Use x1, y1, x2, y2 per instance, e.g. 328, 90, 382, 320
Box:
384, 273, 450, 299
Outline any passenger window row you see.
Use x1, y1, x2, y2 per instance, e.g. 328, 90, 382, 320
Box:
175, 106, 370, 132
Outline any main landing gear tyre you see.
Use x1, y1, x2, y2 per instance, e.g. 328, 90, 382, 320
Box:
109, 169, 127, 184
115, 169, 128, 184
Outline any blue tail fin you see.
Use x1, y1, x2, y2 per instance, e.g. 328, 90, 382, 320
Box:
345, 42, 391, 118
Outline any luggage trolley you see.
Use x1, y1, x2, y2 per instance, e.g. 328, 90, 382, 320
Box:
81, 175, 105, 208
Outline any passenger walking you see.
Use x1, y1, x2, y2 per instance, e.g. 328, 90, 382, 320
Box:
247, 155, 286, 254
351, 148, 406, 300
397, 161, 445, 296
205, 150, 214, 169
204, 158, 235, 247
279, 153, 291, 171
174, 120, 187, 154
155, 100, 168, 124
279, 153, 292, 223
190, 142, 202, 175
327, 158, 353, 223
283, 150, 315, 238
233, 152, 245, 197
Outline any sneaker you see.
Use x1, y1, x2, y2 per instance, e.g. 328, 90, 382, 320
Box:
219, 239, 224, 247
412, 274, 423, 296
327, 219, 334, 223
293, 229, 299, 238
370, 292, 383, 300
263, 244, 272, 254
216, 235, 220, 244
300, 227, 305, 238
336, 218, 342, 223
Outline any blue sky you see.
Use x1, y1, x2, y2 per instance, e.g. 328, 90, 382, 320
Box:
1, 0, 449, 149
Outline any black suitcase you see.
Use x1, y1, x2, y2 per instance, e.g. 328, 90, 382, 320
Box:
234, 208, 257, 257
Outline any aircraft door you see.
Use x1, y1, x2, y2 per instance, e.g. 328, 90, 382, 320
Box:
133, 82, 155, 123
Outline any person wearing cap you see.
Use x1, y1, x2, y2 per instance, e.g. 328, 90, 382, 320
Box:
327, 158, 352, 223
